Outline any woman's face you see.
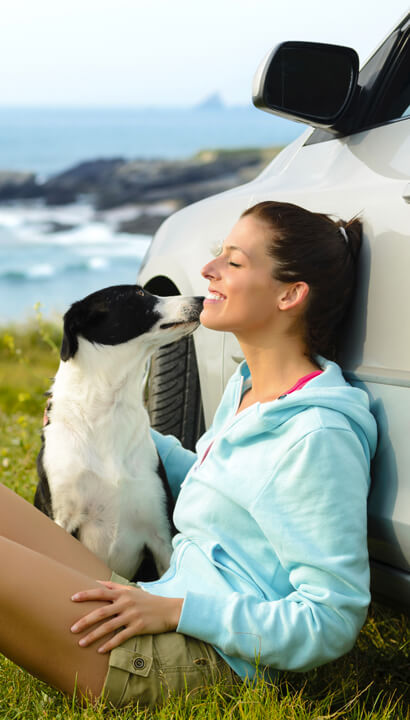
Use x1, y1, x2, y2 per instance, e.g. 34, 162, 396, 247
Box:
200, 215, 289, 341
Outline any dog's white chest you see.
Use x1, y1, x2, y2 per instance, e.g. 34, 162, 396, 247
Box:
44, 393, 173, 579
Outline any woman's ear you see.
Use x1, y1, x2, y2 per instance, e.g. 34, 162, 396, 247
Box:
278, 282, 309, 312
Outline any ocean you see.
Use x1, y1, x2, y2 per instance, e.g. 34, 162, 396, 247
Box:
0, 105, 305, 324
0, 201, 152, 325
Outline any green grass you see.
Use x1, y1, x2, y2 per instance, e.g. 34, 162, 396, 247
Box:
0, 320, 409, 719
194, 146, 283, 163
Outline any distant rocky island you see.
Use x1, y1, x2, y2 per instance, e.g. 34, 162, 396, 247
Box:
0, 147, 280, 234
194, 92, 226, 111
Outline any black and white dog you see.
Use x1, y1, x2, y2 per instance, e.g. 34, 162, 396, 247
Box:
35, 284, 203, 581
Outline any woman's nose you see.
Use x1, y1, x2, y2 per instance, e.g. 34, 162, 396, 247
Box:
201, 258, 219, 280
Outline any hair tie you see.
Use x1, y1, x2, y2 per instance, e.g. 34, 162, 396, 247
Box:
339, 226, 348, 243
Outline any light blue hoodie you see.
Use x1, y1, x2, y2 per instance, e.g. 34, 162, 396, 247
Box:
142, 358, 377, 679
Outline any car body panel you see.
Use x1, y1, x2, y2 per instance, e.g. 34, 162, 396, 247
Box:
139, 19, 410, 607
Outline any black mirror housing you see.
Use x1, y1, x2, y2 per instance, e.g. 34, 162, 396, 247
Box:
252, 41, 359, 131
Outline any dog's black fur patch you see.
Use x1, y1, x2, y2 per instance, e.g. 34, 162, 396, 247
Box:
131, 456, 176, 583
35, 443, 53, 519
61, 285, 162, 361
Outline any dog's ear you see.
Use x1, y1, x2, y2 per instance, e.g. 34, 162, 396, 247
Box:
60, 299, 110, 361
60, 312, 79, 361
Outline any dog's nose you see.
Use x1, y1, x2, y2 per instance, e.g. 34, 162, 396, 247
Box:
194, 297, 205, 315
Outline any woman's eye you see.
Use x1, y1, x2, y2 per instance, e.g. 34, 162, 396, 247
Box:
229, 262, 241, 267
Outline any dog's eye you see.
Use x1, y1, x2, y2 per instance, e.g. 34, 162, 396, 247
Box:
137, 290, 145, 296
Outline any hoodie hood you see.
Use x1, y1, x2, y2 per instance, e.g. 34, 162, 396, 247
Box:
206, 357, 378, 461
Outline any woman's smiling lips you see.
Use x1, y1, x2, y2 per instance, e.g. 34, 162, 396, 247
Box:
204, 290, 226, 304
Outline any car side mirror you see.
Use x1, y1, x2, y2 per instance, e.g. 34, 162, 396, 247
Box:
252, 41, 359, 131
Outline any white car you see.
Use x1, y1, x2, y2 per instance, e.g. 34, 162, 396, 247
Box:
139, 12, 410, 610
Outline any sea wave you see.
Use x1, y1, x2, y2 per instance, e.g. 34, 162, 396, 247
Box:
0, 201, 94, 230
0, 217, 151, 253
11, 221, 116, 246
27, 264, 55, 278
1, 264, 80, 282
0, 251, 149, 283
0, 199, 152, 321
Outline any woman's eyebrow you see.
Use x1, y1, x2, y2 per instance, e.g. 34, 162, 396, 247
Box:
225, 244, 250, 257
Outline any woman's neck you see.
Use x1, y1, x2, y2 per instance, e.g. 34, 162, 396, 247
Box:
238, 335, 319, 406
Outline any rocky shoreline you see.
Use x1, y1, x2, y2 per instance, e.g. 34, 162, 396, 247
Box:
0, 147, 279, 234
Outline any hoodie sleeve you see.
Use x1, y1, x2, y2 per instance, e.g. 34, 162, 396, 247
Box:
150, 429, 197, 501
177, 427, 371, 671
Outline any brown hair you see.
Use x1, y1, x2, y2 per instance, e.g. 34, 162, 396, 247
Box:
241, 201, 362, 360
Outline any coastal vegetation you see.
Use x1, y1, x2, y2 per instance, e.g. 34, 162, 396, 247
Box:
0, 319, 409, 718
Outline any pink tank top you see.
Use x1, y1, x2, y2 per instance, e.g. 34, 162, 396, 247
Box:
280, 370, 323, 396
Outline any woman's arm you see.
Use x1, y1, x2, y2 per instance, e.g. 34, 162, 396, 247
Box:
150, 429, 197, 500
176, 427, 372, 671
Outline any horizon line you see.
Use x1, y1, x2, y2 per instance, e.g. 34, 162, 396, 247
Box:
0, 101, 255, 111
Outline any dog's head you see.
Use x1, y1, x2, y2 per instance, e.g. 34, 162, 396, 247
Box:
61, 285, 204, 361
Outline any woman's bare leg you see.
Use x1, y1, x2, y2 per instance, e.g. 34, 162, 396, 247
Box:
0, 534, 112, 700
0, 482, 108, 577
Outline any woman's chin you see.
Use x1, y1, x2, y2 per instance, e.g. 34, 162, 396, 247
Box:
200, 308, 226, 331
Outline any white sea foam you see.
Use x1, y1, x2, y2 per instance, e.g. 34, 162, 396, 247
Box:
0, 198, 153, 322
0, 201, 94, 231
14, 221, 113, 246
0, 210, 22, 228
53, 223, 113, 245
27, 263, 55, 278
97, 205, 142, 225
75, 238, 149, 260
88, 257, 109, 270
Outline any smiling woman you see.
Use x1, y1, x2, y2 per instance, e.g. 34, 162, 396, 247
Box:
0, 200, 377, 709
200, 202, 362, 401
200, 215, 307, 350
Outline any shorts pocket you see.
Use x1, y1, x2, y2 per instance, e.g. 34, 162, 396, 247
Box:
103, 633, 238, 709
108, 646, 153, 678
103, 634, 155, 707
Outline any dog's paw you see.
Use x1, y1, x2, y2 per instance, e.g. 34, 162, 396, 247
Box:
54, 515, 81, 536
53, 498, 85, 536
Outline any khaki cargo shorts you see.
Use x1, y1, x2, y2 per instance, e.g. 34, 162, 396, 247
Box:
101, 573, 240, 708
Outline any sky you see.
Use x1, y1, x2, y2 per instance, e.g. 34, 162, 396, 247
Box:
1, 0, 409, 107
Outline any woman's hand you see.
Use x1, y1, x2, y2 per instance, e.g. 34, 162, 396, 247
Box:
70, 580, 183, 653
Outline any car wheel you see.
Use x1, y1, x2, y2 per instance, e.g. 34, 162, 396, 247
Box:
147, 335, 205, 451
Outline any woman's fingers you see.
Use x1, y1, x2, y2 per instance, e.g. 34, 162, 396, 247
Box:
96, 580, 123, 590
71, 585, 114, 603
71, 581, 141, 604
77, 614, 126, 648
70, 584, 124, 638
70, 583, 182, 651
70, 583, 143, 649
70, 601, 116, 634
97, 626, 136, 654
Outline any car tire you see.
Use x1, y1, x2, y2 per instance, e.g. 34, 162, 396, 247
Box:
147, 335, 205, 451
